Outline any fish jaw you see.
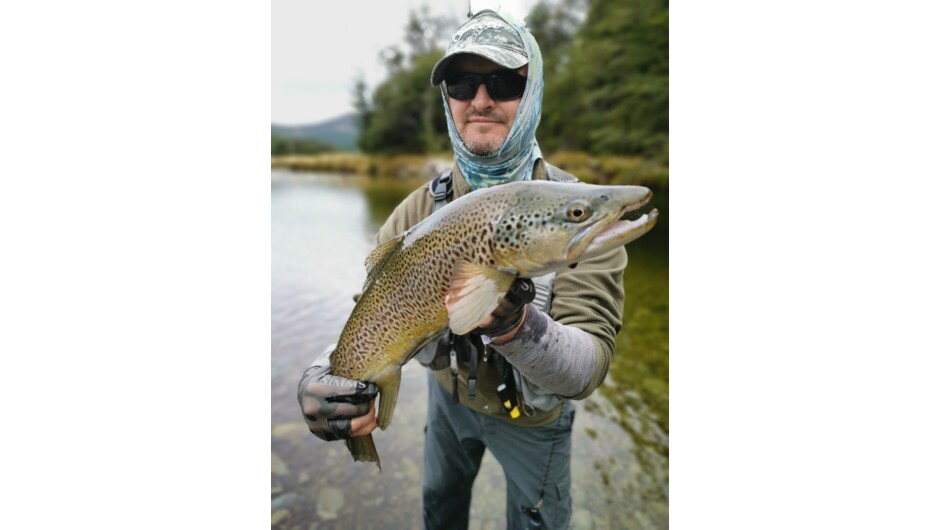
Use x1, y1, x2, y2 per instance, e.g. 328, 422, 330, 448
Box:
574, 208, 659, 262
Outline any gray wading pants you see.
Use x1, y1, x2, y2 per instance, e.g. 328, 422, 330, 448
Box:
422, 371, 574, 530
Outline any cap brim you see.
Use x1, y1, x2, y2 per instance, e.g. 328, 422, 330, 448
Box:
430, 47, 528, 86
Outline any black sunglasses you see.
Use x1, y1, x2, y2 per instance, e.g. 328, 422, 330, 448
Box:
443, 71, 527, 101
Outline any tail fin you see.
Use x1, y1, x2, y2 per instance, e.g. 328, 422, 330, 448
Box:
342, 368, 401, 471
345, 434, 381, 471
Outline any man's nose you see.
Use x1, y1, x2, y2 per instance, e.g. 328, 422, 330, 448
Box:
470, 82, 495, 109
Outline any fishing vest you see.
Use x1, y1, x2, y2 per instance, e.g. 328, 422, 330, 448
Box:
420, 163, 579, 423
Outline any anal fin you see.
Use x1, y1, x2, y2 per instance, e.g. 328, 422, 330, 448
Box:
374, 368, 402, 431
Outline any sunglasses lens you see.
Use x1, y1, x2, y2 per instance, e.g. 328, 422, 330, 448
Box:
445, 76, 478, 100
489, 73, 526, 100
445, 73, 526, 101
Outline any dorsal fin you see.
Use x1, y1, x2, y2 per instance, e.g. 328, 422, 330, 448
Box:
362, 237, 401, 291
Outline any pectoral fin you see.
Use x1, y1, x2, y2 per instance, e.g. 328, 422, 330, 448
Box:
446, 262, 515, 335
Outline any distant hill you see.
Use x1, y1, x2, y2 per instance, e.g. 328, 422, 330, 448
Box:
272, 113, 359, 151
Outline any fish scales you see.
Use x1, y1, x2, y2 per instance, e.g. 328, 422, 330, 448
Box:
328, 180, 659, 469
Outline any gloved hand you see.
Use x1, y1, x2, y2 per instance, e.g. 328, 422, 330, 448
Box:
473, 277, 536, 338
297, 345, 379, 441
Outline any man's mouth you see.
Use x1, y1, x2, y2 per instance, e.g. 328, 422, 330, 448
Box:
466, 114, 504, 125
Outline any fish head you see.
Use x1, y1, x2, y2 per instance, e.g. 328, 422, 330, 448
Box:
490, 181, 658, 275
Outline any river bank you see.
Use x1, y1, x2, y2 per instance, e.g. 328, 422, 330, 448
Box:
271, 151, 669, 191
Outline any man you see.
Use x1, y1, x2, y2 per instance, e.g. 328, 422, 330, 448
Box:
298, 9, 628, 529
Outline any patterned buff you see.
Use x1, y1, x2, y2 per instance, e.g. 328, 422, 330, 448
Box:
441, 11, 544, 190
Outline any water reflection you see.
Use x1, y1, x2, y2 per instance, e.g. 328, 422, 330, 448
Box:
272, 170, 669, 529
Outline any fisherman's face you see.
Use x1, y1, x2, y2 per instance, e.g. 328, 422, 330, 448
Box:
446, 55, 528, 157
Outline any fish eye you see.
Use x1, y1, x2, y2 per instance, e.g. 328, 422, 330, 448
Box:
566, 202, 592, 222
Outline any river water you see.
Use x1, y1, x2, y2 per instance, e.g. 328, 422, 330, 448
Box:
271, 170, 669, 529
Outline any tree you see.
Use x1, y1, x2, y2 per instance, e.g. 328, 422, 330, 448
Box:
358, 50, 450, 154
352, 73, 372, 133
526, 0, 586, 79
403, 5, 453, 57
356, 6, 458, 154
540, 0, 668, 159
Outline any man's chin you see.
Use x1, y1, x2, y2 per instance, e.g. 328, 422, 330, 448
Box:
463, 135, 506, 157
468, 145, 500, 157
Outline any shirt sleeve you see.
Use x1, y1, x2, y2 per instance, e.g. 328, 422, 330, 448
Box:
491, 245, 628, 399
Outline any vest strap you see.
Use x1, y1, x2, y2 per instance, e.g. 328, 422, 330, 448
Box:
544, 163, 579, 183
428, 169, 453, 212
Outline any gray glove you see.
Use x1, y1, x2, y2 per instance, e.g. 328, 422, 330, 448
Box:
297, 345, 379, 441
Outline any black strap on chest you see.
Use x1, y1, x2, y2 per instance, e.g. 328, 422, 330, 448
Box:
544, 163, 579, 183
448, 333, 482, 404
495, 353, 522, 419
429, 169, 453, 213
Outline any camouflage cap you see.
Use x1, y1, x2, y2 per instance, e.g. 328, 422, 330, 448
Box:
430, 10, 528, 86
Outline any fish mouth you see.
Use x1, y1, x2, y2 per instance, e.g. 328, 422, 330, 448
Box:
565, 191, 659, 262
581, 209, 659, 257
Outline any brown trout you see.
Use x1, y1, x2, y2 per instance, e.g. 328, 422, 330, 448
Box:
331, 180, 658, 468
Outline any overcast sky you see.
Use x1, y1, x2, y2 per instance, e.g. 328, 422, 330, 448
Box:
272, 0, 536, 125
